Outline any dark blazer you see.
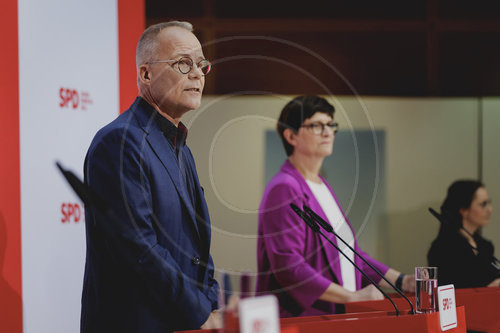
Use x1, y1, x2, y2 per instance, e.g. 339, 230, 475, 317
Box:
81, 97, 218, 333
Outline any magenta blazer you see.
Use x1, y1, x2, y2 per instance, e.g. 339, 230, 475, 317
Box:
256, 160, 389, 317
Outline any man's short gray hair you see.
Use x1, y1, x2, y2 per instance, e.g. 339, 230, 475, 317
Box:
136, 21, 194, 68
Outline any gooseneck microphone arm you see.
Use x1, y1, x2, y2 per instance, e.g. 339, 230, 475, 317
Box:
290, 203, 401, 316
303, 204, 415, 314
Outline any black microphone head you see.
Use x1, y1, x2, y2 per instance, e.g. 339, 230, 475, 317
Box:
56, 161, 89, 203
428, 207, 446, 225
290, 203, 300, 213
289, 203, 320, 232
56, 160, 108, 212
303, 205, 333, 233
55, 161, 65, 174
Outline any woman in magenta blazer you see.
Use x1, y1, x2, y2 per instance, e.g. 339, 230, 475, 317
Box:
256, 96, 415, 317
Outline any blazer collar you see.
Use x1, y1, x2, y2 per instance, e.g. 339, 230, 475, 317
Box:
280, 159, 339, 206
280, 159, 318, 201
129, 97, 158, 133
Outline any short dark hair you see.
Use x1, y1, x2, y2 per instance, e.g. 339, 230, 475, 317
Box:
440, 180, 484, 232
277, 95, 335, 156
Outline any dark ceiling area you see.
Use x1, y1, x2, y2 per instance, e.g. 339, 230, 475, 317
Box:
145, 0, 500, 96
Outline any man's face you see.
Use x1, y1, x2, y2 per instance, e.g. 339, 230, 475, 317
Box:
146, 27, 205, 116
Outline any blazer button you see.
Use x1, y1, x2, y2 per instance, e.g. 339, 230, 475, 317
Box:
191, 256, 200, 265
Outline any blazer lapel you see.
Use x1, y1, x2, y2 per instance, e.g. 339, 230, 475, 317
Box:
130, 98, 201, 241
281, 160, 343, 285
146, 129, 201, 240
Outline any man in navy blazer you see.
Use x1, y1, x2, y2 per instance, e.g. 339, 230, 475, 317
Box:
81, 21, 220, 332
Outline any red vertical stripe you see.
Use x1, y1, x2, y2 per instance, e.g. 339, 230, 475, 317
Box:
118, 0, 145, 113
0, 0, 22, 332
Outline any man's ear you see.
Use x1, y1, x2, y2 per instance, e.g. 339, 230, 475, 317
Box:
283, 128, 297, 147
138, 65, 151, 84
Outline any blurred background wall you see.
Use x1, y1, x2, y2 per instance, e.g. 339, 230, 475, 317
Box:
143, 0, 500, 284
146, 0, 500, 96
182, 96, 499, 282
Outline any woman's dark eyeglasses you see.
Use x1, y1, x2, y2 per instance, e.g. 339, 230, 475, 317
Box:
300, 122, 339, 135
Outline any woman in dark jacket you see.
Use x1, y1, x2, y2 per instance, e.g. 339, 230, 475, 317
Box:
428, 180, 499, 288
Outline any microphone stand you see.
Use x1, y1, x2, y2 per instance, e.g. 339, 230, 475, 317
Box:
304, 205, 415, 314
290, 204, 401, 316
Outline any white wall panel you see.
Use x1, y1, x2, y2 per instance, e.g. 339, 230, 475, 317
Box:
18, 0, 119, 331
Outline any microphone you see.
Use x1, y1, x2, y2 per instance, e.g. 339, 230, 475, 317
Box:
428, 207, 444, 225
290, 203, 401, 316
56, 161, 109, 214
304, 205, 415, 314
428, 207, 499, 268
430, 207, 478, 238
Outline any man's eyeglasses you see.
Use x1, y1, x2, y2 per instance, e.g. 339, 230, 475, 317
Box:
147, 57, 211, 75
301, 122, 339, 135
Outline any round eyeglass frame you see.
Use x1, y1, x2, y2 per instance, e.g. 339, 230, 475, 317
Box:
147, 57, 211, 75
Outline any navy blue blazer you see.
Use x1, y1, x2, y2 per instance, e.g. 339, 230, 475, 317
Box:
81, 97, 219, 333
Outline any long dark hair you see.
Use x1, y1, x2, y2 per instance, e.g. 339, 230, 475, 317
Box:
439, 180, 484, 234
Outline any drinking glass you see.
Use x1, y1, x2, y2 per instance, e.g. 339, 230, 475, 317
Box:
415, 266, 438, 313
